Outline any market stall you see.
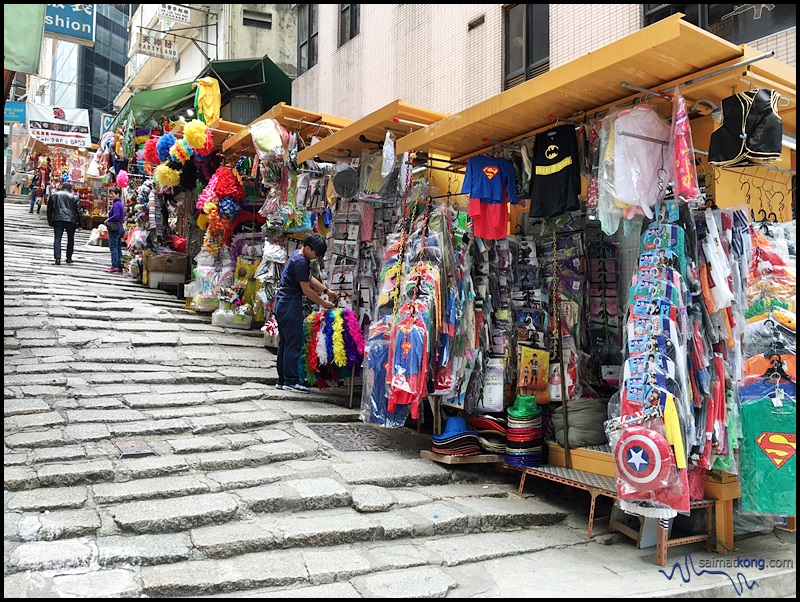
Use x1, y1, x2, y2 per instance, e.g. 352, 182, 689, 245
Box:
345, 13, 795, 559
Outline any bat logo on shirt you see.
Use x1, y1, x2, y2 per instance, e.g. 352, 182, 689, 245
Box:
545, 145, 559, 160
756, 432, 796, 468
482, 166, 499, 180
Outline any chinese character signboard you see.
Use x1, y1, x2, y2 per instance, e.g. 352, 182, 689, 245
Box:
4, 102, 27, 124
138, 31, 179, 61
27, 103, 92, 148
44, 4, 96, 47
158, 4, 191, 23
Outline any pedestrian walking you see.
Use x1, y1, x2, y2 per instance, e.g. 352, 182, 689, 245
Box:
46, 182, 83, 265
274, 233, 338, 393
104, 189, 126, 273
28, 171, 39, 213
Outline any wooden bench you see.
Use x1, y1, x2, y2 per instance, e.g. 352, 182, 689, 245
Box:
507, 463, 714, 566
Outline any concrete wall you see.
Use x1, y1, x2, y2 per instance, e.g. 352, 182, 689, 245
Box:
228, 4, 297, 78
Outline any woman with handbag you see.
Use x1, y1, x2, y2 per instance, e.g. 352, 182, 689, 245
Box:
104, 189, 126, 274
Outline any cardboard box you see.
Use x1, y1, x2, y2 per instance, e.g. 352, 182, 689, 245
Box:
148, 271, 186, 289
146, 254, 188, 274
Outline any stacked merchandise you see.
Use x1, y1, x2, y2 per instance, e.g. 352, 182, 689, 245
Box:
431, 416, 481, 457
467, 415, 508, 454
504, 395, 544, 468
737, 218, 796, 516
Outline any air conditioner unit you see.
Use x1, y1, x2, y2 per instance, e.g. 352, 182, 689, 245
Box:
226, 94, 263, 125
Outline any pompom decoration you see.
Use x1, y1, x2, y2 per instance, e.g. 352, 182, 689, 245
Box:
169, 139, 193, 164
154, 162, 181, 188
143, 138, 160, 165
183, 119, 208, 149
156, 133, 177, 162
116, 170, 129, 189
218, 196, 242, 220
212, 166, 246, 201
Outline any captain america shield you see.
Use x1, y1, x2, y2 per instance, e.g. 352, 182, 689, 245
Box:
615, 427, 673, 490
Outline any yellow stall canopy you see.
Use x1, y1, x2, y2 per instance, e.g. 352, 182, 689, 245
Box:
397, 15, 794, 162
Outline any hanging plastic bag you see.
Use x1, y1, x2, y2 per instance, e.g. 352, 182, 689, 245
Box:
670, 87, 702, 202
381, 130, 396, 177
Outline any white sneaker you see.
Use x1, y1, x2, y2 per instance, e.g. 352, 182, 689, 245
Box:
275, 383, 286, 390
284, 384, 310, 394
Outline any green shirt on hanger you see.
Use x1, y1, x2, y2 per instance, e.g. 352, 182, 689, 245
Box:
739, 396, 796, 515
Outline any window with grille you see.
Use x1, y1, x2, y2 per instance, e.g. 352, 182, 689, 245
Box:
339, 4, 360, 47
243, 9, 272, 30
643, 4, 795, 45
503, 4, 550, 91
298, 4, 319, 75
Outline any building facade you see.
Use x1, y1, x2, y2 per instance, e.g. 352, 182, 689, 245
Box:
114, 4, 297, 114
291, 4, 796, 121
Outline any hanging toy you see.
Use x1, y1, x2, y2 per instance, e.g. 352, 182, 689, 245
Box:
156, 133, 177, 162
116, 169, 129, 189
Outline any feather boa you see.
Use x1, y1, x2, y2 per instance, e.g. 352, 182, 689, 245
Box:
332, 309, 347, 367
342, 308, 365, 362
307, 314, 321, 374
316, 311, 329, 366
302, 316, 316, 387
323, 309, 335, 366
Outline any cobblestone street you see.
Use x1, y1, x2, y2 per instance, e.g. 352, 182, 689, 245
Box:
4, 202, 795, 598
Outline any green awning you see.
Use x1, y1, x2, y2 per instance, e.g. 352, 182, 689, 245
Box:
109, 82, 196, 133
197, 54, 292, 117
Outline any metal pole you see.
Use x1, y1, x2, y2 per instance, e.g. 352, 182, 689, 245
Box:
5, 122, 14, 196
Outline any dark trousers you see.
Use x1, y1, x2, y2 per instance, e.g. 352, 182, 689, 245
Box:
30, 187, 38, 211
274, 295, 304, 386
108, 227, 124, 268
53, 222, 76, 261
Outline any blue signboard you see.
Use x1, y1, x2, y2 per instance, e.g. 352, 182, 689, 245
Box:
4, 102, 27, 124
100, 113, 114, 135
44, 4, 96, 47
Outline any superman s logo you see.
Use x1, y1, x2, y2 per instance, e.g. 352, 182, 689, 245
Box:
482, 166, 500, 180
756, 432, 796, 468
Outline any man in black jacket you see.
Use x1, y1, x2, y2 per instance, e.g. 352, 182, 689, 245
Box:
47, 182, 83, 265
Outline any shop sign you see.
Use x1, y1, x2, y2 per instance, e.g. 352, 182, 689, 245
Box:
44, 4, 96, 47
27, 103, 92, 148
100, 113, 114, 135
138, 32, 179, 61
158, 4, 191, 24
67, 151, 87, 183
4, 102, 27, 124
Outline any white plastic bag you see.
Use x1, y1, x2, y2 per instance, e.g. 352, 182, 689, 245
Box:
381, 131, 396, 177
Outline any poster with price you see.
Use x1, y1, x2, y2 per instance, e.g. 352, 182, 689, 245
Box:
26, 103, 92, 148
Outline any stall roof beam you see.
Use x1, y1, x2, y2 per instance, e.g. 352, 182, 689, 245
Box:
296, 99, 447, 164
222, 102, 352, 155
396, 14, 794, 161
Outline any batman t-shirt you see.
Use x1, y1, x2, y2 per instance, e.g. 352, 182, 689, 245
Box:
528, 124, 581, 218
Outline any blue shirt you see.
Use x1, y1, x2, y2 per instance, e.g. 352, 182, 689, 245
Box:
461, 156, 518, 205
277, 250, 310, 300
